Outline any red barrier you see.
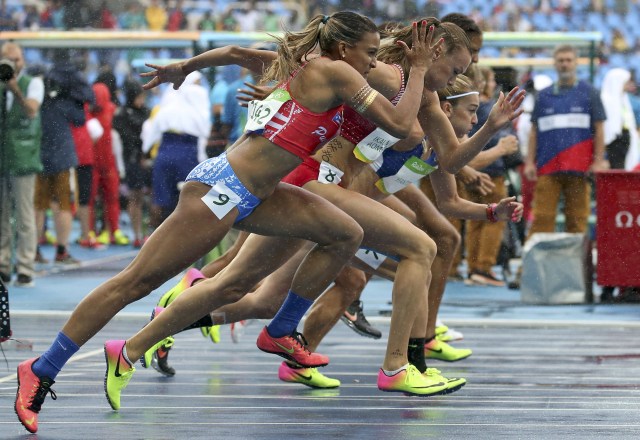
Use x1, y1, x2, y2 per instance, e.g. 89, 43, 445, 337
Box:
596, 170, 640, 287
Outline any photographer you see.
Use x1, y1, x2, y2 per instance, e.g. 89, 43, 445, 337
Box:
34, 49, 93, 264
0, 42, 44, 287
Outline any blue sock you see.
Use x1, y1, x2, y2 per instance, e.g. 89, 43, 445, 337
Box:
266, 291, 314, 338
32, 332, 80, 380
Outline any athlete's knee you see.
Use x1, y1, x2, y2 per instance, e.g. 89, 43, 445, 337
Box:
329, 219, 364, 256
435, 227, 460, 260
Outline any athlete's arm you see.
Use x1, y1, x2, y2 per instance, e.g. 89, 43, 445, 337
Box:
420, 88, 525, 174
429, 167, 522, 222
142, 46, 277, 90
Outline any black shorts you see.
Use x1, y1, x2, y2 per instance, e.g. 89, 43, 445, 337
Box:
125, 162, 152, 190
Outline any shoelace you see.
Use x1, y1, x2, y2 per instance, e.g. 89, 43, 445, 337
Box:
288, 331, 311, 354
28, 379, 57, 413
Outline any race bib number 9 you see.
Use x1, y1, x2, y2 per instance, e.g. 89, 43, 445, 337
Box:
318, 161, 344, 185
201, 182, 242, 220
244, 88, 291, 133
353, 128, 401, 163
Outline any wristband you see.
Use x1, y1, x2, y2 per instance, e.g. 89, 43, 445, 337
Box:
486, 203, 498, 223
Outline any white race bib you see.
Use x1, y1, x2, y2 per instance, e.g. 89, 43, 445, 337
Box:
355, 248, 385, 270
318, 161, 344, 185
353, 127, 401, 163
375, 155, 437, 195
244, 88, 291, 133
201, 182, 243, 220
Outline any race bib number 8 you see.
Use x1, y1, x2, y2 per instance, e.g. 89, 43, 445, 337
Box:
355, 248, 385, 270
201, 182, 242, 220
318, 161, 344, 185
245, 88, 291, 133
353, 127, 401, 163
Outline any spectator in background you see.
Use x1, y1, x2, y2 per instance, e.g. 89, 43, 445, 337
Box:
0, 42, 44, 287
70, 92, 104, 249
21, 4, 41, 30
0, 0, 16, 31
219, 10, 238, 31
601, 68, 639, 170
208, 65, 240, 157
40, 0, 63, 29
464, 66, 521, 287
145, 0, 167, 31
113, 80, 151, 248
167, 0, 187, 32
524, 45, 608, 240
234, 0, 263, 32
96, 1, 118, 30
119, 2, 147, 30
198, 11, 216, 31
220, 66, 253, 147
141, 71, 210, 225
90, 80, 128, 246
263, 8, 281, 32
36, 49, 93, 264
611, 28, 630, 53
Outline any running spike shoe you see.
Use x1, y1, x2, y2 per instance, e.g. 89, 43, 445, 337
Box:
425, 339, 472, 362
278, 361, 340, 389
103, 340, 135, 410
377, 364, 447, 396
256, 327, 329, 368
15, 358, 57, 433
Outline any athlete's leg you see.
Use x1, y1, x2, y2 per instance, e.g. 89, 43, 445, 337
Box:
303, 266, 369, 351
305, 181, 436, 371
124, 183, 363, 362
394, 184, 460, 340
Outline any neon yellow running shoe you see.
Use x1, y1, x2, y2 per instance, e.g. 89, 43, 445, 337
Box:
96, 230, 111, 246
201, 324, 221, 343
112, 229, 130, 246
377, 364, 447, 396
157, 268, 206, 307
278, 362, 340, 389
424, 367, 466, 394
425, 339, 472, 362
103, 340, 135, 410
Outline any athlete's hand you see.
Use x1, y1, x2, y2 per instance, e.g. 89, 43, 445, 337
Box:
494, 196, 523, 222
236, 82, 275, 107
486, 86, 526, 131
398, 21, 444, 72
141, 62, 188, 90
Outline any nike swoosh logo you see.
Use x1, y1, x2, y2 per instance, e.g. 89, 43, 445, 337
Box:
343, 311, 358, 321
294, 372, 313, 381
114, 351, 126, 377
427, 348, 443, 354
57, 341, 67, 351
22, 412, 35, 427
274, 341, 295, 354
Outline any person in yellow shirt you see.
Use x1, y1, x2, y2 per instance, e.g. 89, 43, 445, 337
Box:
145, 0, 167, 31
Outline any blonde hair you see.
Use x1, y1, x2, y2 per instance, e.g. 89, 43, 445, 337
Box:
262, 11, 378, 84
376, 18, 470, 79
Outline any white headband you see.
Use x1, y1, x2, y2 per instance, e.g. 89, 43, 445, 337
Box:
445, 91, 479, 100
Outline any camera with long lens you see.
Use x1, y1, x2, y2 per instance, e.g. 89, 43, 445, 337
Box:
0, 58, 15, 82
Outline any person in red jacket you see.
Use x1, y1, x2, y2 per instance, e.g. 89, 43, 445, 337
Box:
70, 99, 105, 249
90, 81, 129, 245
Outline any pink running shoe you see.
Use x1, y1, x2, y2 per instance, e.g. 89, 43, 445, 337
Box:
15, 358, 57, 433
256, 327, 329, 368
